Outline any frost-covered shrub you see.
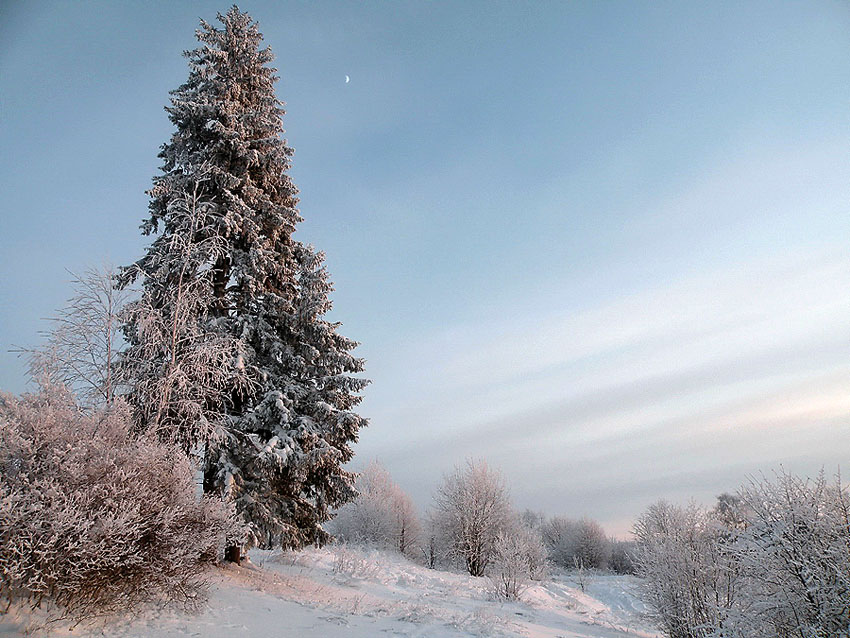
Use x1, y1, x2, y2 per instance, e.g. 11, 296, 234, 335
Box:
488, 525, 549, 601
633, 472, 850, 638
730, 471, 850, 638
632, 501, 737, 638
330, 460, 422, 557
0, 387, 241, 621
609, 539, 636, 575
329, 543, 380, 581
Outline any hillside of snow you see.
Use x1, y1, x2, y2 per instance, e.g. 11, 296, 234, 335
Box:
2, 546, 660, 638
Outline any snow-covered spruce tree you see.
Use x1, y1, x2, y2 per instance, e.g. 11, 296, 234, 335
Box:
123, 7, 367, 558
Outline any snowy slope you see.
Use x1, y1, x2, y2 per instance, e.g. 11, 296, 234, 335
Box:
2, 546, 660, 638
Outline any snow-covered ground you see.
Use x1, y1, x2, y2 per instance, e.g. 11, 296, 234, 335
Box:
2, 546, 659, 638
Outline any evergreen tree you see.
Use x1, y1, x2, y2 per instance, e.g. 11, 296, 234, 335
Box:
123, 6, 368, 557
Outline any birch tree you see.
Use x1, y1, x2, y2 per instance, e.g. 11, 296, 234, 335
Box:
20, 265, 129, 408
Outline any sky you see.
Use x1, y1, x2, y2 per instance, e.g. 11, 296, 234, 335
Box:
1, 1, 849, 536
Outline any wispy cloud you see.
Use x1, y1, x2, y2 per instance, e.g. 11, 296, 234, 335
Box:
360, 246, 850, 534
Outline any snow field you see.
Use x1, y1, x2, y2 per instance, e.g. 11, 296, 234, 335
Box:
3, 545, 660, 638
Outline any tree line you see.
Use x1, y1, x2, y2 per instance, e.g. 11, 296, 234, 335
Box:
329, 458, 635, 600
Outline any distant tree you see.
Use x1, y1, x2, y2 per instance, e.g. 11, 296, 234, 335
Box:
540, 515, 611, 570
122, 7, 368, 559
712, 492, 749, 533
331, 460, 421, 557
572, 518, 611, 570
432, 459, 512, 576
540, 515, 574, 566
519, 508, 546, 530
609, 539, 636, 575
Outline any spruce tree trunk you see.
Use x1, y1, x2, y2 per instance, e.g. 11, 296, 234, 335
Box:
224, 544, 241, 564
203, 457, 241, 563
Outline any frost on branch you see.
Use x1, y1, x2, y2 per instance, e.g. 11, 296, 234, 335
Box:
122, 178, 253, 455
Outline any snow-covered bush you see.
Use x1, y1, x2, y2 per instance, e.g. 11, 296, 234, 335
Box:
432, 459, 514, 577
0, 386, 241, 621
488, 525, 549, 601
729, 470, 850, 637
330, 460, 422, 557
632, 500, 737, 638
609, 539, 636, 574
633, 472, 850, 638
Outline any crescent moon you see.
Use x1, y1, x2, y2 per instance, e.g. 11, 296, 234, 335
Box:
345, 75, 350, 84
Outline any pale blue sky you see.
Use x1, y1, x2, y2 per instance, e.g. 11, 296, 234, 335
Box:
1, 1, 848, 534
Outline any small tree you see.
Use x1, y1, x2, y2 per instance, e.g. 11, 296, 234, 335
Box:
421, 511, 442, 569
432, 459, 513, 576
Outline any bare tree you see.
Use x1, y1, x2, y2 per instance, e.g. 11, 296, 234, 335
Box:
572, 555, 591, 592
432, 459, 513, 577
421, 511, 443, 569
18, 265, 130, 408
